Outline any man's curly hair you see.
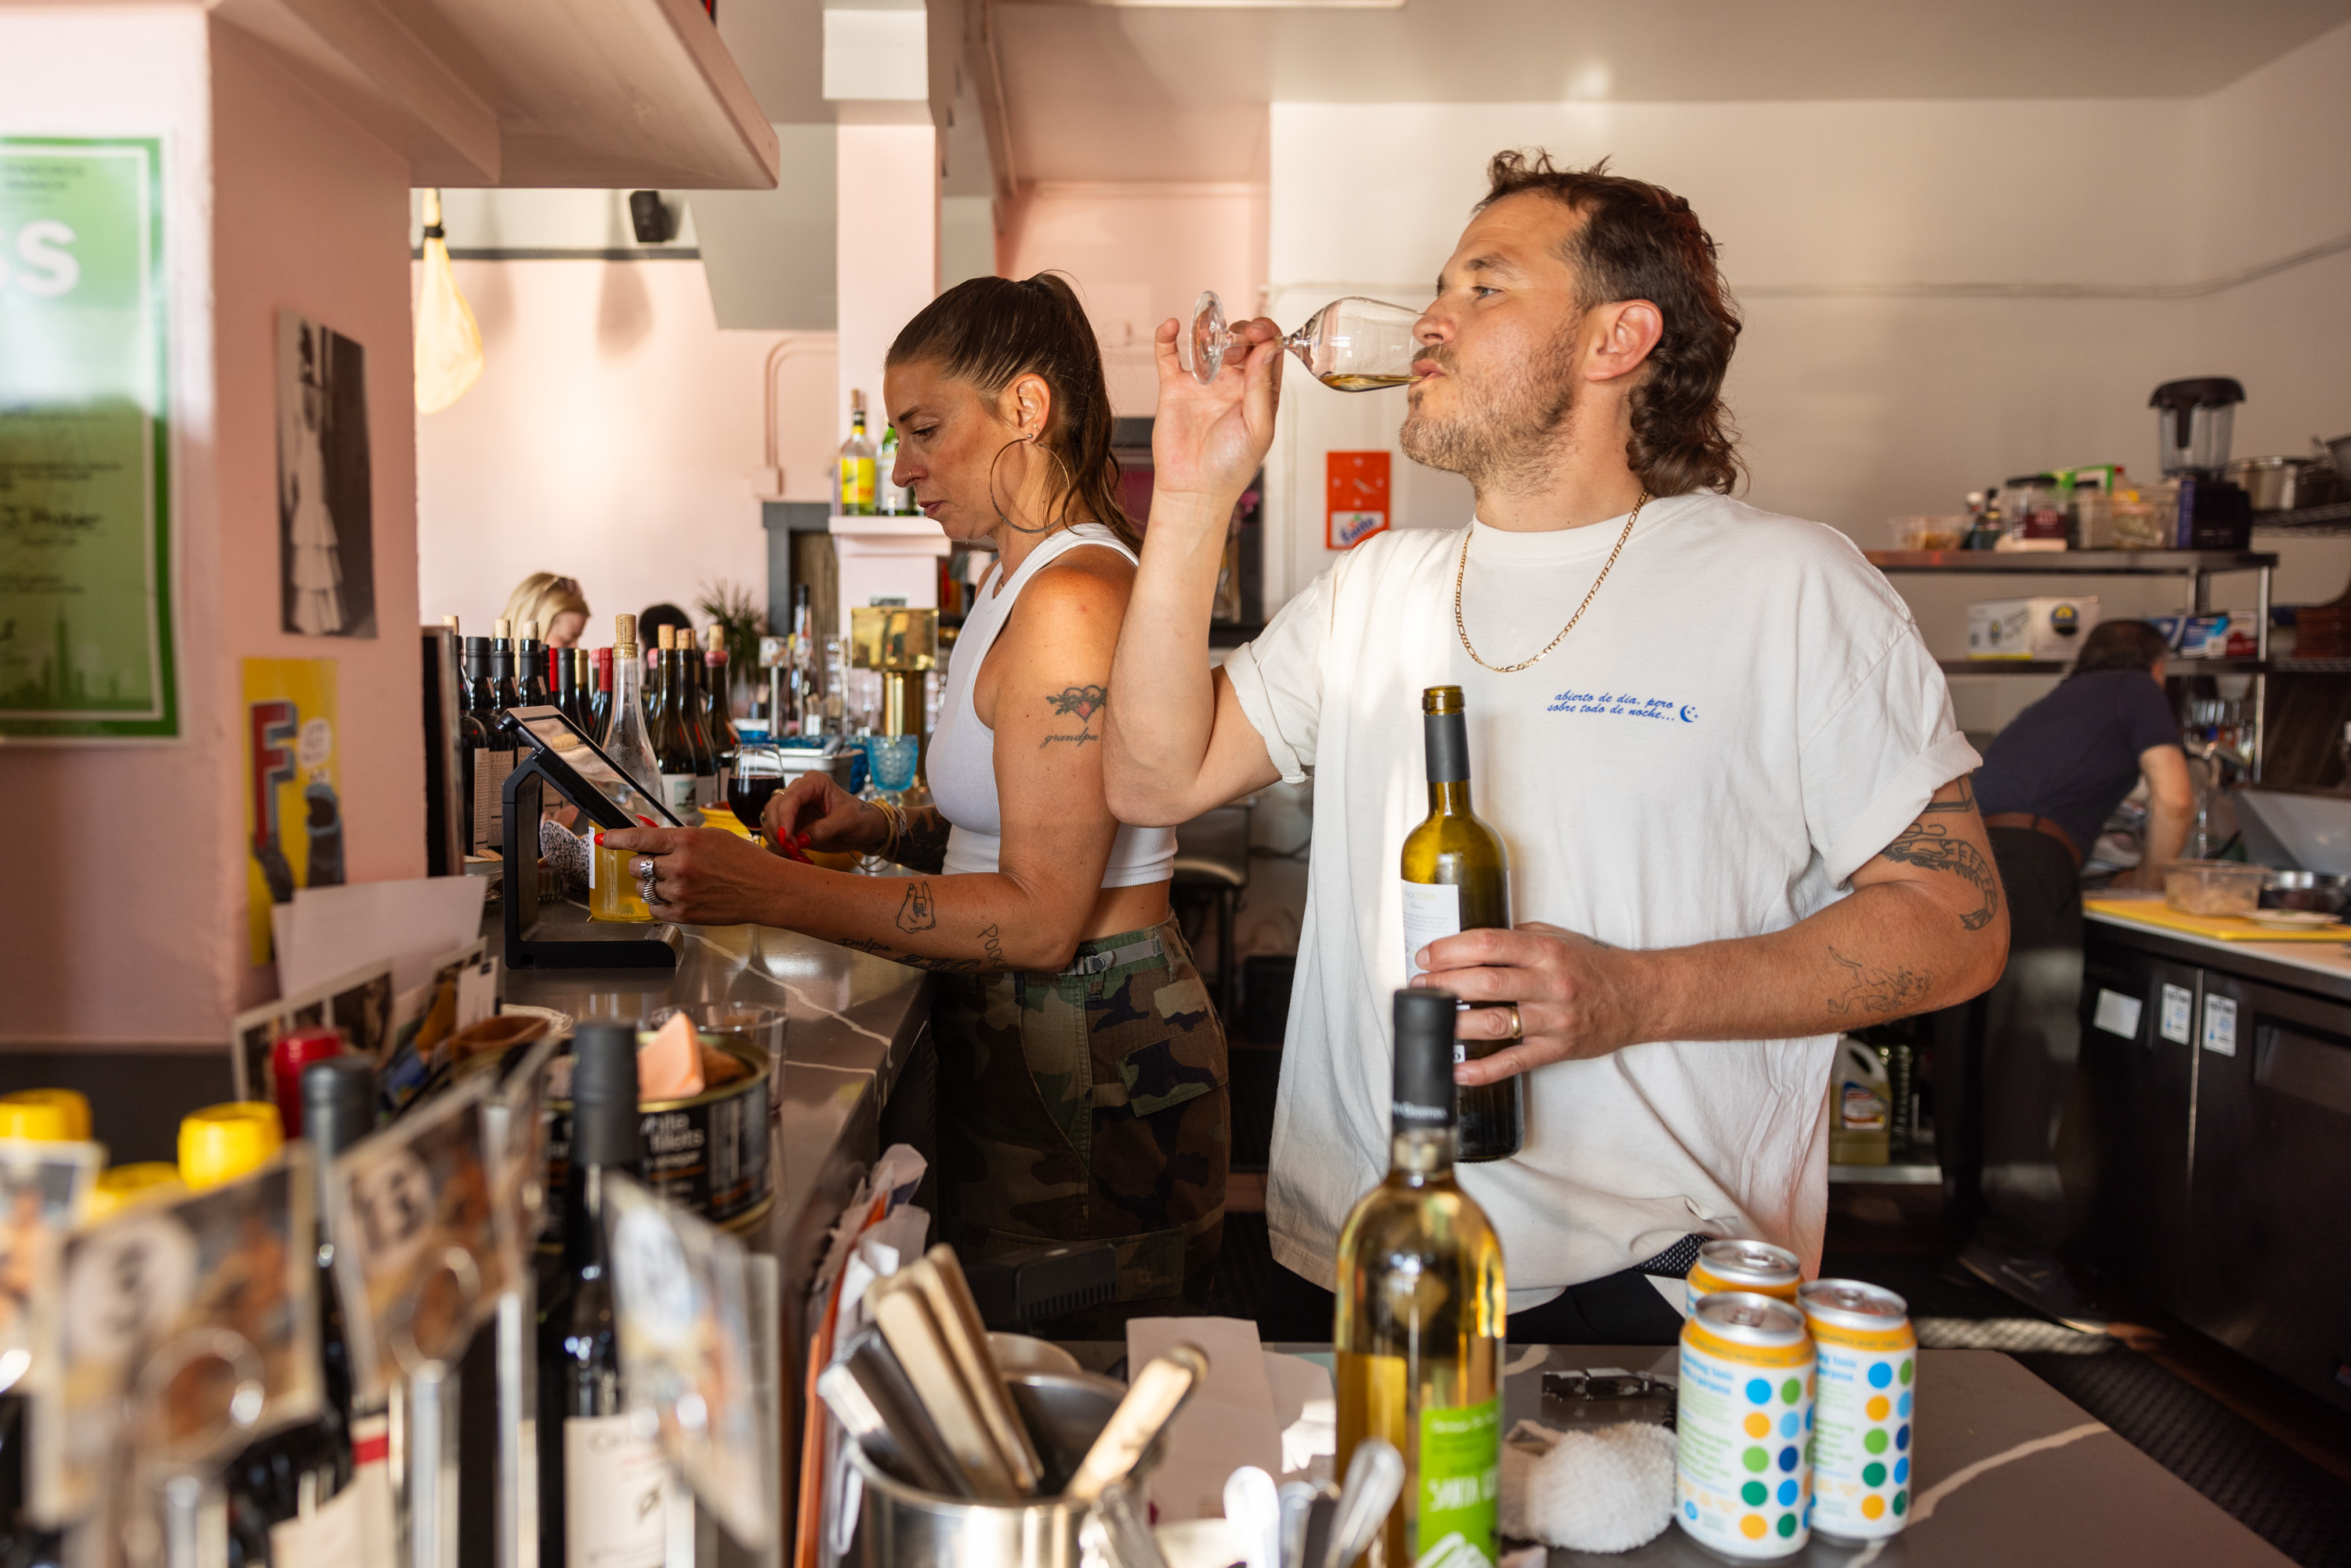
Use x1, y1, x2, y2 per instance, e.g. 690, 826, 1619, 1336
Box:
1480, 150, 1744, 497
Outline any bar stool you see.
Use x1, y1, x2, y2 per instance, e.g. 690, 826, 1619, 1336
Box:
1170, 802, 1252, 1026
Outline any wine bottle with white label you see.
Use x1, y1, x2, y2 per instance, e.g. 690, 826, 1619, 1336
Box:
1335, 989, 1506, 1568
537, 1026, 668, 1568
1399, 685, 1523, 1161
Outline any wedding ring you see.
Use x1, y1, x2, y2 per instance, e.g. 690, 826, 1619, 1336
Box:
1505, 1004, 1525, 1042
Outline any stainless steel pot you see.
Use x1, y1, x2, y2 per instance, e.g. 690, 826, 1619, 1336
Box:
2227, 457, 2311, 512
2261, 870, 2351, 913
845, 1371, 1154, 1568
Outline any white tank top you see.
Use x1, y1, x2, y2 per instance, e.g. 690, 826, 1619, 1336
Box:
929, 523, 1176, 886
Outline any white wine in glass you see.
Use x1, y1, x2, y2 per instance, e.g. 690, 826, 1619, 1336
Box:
1183, 290, 1422, 390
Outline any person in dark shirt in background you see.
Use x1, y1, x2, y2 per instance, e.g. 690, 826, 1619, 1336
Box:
1933, 619, 2190, 1331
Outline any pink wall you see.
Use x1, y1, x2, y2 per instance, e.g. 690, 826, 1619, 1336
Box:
0, 13, 422, 1045
415, 260, 835, 639
998, 183, 1267, 416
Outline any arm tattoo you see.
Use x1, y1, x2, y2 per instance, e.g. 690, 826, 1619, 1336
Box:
1824, 947, 1931, 1019
895, 880, 938, 933
1881, 795, 2001, 932
893, 807, 950, 875
978, 924, 1007, 968
1039, 683, 1107, 749
835, 935, 984, 974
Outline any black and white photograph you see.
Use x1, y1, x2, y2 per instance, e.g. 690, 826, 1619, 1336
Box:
275, 311, 375, 638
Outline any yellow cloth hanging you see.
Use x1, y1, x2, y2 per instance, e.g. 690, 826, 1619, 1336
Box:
414, 188, 484, 413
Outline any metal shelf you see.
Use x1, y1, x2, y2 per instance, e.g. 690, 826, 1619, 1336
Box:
2253, 499, 2351, 535
1867, 549, 2277, 574
1829, 1163, 1941, 1186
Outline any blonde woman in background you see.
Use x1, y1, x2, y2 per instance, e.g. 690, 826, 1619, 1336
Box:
501, 574, 590, 646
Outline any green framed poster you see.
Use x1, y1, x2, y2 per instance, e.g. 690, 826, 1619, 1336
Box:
0, 136, 177, 740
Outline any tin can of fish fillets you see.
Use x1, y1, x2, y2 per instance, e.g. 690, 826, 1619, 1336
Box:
1686, 1238, 1802, 1313
1675, 1291, 1814, 1559
1798, 1279, 1917, 1541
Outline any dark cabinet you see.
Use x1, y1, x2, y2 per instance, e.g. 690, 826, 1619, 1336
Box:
2078, 927, 2351, 1414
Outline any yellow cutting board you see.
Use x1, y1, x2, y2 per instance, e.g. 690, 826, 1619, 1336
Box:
2084, 897, 2350, 942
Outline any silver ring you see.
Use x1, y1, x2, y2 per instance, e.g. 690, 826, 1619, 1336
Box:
1505, 1004, 1524, 1041
639, 871, 659, 904
632, 855, 657, 878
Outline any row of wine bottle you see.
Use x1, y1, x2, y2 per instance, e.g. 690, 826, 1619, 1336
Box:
449, 614, 744, 852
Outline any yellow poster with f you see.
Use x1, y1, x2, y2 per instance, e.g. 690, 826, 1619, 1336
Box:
244, 657, 343, 965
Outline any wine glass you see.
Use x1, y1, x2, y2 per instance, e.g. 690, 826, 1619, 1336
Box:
729, 744, 786, 842
1183, 292, 1422, 389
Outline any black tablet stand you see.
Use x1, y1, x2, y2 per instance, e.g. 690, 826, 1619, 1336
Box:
499, 717, 681, 970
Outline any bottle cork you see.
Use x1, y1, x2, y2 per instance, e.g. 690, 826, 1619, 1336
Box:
615, 613, 638, 655
522, 618, 540, 641
494, 617, 513, 639
442, 614, 460, 632
705, 625, 724, 653
659, 625, 677, 651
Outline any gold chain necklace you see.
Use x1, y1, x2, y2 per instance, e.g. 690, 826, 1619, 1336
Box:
1453, 494, 1649, 673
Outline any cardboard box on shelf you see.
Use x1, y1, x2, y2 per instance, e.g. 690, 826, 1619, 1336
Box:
1967, 596, 2100, 661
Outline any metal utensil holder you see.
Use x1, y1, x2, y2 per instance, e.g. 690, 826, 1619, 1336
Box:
840, 1371, 1155, 1568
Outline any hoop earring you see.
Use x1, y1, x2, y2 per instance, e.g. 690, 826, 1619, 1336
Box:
987, 435, 1054, 536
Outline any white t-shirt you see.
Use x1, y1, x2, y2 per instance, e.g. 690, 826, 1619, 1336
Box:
1225, 491, 1977, 1310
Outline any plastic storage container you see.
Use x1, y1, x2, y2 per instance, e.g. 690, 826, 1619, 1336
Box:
2164, 860, 2267, 918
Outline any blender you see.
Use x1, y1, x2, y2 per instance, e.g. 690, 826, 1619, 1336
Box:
2150, 378, 2251, 549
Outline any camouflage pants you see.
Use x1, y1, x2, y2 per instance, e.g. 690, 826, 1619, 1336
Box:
930, 916, 1228, 1305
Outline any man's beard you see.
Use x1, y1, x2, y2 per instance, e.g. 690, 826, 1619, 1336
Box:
1398, 325, 1581, 495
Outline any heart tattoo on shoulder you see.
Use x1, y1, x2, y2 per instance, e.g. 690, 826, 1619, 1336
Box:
1041, 684, 1107, 748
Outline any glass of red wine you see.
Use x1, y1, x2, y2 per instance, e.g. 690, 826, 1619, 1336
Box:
729, 744, 787, 843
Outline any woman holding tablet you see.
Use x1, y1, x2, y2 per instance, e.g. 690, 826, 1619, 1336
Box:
604, 273, 1228, 1316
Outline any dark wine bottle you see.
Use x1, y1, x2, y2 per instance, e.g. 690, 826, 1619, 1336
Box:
678, 636, 718, 809
701, 628, 738, 797
222, 1056, 377, 1567
590, 648, 615, 744
649, 628, 697, 818
554, 643, 584, 730
1399, 686, 1523, 1162
462, 636, 511, 858
537, 1026, 668, 1568
517, 621, 552, 708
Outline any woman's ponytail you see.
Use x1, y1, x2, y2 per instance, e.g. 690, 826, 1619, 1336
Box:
886, 272, 1138, 549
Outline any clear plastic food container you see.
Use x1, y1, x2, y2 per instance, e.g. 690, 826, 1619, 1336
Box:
2164, 860, 2268, 918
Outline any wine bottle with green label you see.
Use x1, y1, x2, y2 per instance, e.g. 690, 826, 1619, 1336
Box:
1335, 989, 1506, 1568
1399, 685, 1524, 1161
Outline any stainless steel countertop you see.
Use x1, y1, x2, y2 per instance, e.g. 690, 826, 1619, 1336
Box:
497, 900, 934, 1526
1058, 1342, 2291, 1566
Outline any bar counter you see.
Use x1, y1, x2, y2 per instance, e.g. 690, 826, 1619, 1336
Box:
496, 899, 935, 1525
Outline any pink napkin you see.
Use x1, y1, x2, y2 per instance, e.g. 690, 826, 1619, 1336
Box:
639, 1012, 706, 1100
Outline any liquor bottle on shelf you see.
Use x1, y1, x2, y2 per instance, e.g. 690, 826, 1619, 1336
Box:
678, 632, 719, 809
785, 585, 819, 737
465, 635, 516, 858
517, 621, 552, 708
1400, 685, 1524, 1162
450, 624, 488, 856
222, 1058, 378, 1567
703, 626, 739, 796
537, 1027, 668, 1568
837, 390, 877, 516
650, 626, 700, 818
554, 644, 583, 730
1334, 989, 1506, 1568
879, 422, 914, 515
590, 647, 615, 744
603, 617, 661, 802
490, 619, 523, 714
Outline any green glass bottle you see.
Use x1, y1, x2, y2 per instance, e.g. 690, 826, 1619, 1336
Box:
1335, 988, 1506, 1568
1399, 686, 1523, 1161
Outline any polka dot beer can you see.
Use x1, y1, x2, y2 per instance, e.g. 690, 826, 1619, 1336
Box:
1798, 1279, 1917, 1541
1686, 1238, 1802, 1313
1675, 1291, 1814, 1557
